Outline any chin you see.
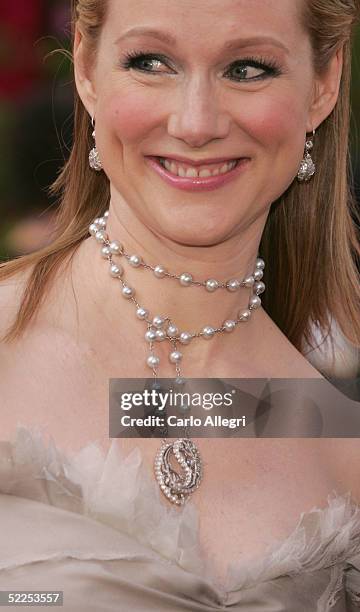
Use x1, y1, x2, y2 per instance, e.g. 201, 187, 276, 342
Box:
152, 214, 237, 247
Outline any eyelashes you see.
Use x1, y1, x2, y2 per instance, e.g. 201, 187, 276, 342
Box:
119, 49, 282, 82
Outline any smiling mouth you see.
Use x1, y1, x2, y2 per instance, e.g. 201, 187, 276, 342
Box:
157, 156, 240, 178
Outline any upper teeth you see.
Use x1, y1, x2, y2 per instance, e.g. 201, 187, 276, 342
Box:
160, 158, 238, 178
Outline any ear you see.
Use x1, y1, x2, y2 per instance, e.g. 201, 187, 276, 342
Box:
307, 45, 344, 132
73, 25, 97, 118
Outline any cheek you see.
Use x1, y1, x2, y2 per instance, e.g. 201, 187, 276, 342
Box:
236, 92, 306, 151
234, 91, 308, 199
104, 95, 159, 144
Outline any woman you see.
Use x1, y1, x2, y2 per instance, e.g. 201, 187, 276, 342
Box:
0, 0, 360, 609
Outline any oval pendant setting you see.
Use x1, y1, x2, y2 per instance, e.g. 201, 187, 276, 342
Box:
154, 438, 202, 505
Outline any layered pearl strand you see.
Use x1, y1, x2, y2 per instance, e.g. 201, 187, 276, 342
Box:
89, 211, 265, 379
88, 210, 266, 505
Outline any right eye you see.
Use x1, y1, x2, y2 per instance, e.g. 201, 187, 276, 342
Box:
120, 52, 171, 74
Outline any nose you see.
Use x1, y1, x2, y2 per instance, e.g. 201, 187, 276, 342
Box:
167, 76, 231, 148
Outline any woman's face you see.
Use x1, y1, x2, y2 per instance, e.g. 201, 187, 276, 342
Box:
77, 0, 332, 245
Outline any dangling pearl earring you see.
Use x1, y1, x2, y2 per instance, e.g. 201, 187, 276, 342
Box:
89, 116, 103, 171
297, 129, 316, 182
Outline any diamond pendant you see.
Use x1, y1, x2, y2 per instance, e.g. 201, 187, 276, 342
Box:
154, 438, 202, 505
89, 147, 102, 171
297, 152, 315, 182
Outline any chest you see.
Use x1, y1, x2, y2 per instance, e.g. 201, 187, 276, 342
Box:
119, 436, 341, 588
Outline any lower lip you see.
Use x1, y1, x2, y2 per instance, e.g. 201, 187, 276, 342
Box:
145, 156, 250, 192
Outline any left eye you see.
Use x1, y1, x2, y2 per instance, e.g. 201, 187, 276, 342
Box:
227, 63, 266, 80
225, 59, 280, 81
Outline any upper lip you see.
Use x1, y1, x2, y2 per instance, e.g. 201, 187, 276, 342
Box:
149, 154, 242, 166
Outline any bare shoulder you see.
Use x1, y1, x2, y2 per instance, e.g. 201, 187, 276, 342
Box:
0, 267, 34, 440
0, 262, 86, 446
0, 266, 34, 343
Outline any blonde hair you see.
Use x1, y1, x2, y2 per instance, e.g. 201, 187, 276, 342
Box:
1, 0, 360, 359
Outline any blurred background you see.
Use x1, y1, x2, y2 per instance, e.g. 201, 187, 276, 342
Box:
0, 0, 72, 257
0, 1, 359, 384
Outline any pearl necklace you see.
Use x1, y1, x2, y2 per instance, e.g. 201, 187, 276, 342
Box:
89, 210, 266, 506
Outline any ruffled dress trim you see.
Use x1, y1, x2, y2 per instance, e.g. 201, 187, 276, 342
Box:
1, 424, 360, 607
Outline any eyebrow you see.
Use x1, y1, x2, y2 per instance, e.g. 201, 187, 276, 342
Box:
114, 27, 290, 54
